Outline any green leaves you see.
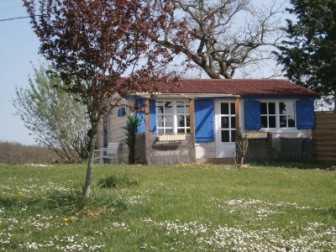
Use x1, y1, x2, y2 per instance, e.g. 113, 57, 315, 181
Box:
123, 115, 139, 164
277, 0, 336, 108
13, 65, 90, 163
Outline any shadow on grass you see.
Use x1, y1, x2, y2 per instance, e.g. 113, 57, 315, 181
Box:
327, 206, 336, 219
0, 189, 127, 215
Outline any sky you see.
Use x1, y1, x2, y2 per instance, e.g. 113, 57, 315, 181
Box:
0, 0, 41, 145
0, 0, 290, 146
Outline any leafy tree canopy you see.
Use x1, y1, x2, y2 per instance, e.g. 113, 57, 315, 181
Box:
24, 0, 180, 197
276, 0, 336, 109
13, 65, 90, 163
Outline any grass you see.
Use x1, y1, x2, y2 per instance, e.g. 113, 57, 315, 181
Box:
0, 162, 335, 251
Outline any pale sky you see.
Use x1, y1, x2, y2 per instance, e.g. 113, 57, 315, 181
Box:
0, 0, 41, 145
0, 0, 290, 146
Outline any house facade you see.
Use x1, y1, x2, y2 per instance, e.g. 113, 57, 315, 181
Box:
96, 79, 319, 164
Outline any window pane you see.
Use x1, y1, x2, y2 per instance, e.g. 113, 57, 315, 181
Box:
231, 130, 236, 142
177, 115, 185, 127
156, 103, 164, 114
286, 102, 295, 115
261, 103, 267, 114
221, 117, 229, 128
269, 116, 276, 128
158, 129, 164, 135
279, 102, 286, 114
269, 103, 276, 114
230, 103, 235, 115
221, 103, 229, 115
221, 130, 230, 142
165, 128, 173, 134
165, 102, 173, 114
186, 116, 190, 126
177, 128, 185, 134
185, 103, 189, 114
176, 102, 185, 114
165, 115, 173, 127
231, 117, 236, 128
280, 115, 287, 127
288, 116, 295, 127
261, 116, 268, 128
157, 116, 164, 127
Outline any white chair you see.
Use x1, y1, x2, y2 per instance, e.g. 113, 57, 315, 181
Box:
94, 142, 120, 164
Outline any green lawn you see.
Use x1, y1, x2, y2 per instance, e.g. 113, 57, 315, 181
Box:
0, 163, 335, 251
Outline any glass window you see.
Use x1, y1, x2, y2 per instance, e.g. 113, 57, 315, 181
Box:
156, 100, 190, 135
260, 102, 277, 128
279, 102, 296, 128
220, 102, 236, 143
260, 101, 296, 129
221, 103, 229, 114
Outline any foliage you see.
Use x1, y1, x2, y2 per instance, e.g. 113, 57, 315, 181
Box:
13, 65, 89, 163
276, 0, 336, 110
24, 0, 179, 197
0, 164, 335, 251
98, 173, 138, 189
123, 115, 139, 164
153, 0, 284, 78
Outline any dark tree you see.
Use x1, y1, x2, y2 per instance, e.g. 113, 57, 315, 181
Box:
24, 0, 177, 197
153, 0, 284, 79
276, 0, 336, 110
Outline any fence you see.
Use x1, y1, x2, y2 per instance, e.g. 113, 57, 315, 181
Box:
313, 112, 336, 162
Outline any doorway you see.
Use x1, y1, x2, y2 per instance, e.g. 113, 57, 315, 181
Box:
215, 101, 236, 158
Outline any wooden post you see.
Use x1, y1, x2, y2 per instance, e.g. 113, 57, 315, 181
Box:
235, 97, 240, 134
189, 98, 195, 138
145, 98, 150, 133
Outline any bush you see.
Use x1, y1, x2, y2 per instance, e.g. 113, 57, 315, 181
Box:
98, 174, 138, 189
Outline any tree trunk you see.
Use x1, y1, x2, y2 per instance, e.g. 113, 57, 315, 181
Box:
83, 126, 97, 198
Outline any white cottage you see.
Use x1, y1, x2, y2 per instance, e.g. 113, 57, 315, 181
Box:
96, 79, 319, 164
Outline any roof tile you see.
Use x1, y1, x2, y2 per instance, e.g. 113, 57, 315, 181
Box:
151, 78, 319, 97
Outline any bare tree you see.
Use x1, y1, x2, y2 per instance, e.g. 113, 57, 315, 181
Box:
154, 0, 284, 79
24, 0, 178, 197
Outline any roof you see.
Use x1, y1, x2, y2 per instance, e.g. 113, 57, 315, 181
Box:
138, 78, 319, 98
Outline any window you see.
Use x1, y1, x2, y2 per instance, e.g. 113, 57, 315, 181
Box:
156, 101, 190, 135
279, 102, 296, 128
260, 101, 296, 129
220, 102, 236, 143
261, 102, 276, 128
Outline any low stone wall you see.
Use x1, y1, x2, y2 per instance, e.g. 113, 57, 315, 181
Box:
246, 134, 312, 162
135, 133, 196, 165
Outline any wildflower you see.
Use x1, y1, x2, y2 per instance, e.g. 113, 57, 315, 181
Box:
18, 191, 25, 197
70, 216, 79, 222
63, 216, 78, 222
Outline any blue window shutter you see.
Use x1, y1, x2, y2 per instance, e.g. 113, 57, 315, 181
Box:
244, 101, 261, 130
135, 99, 145, 133
194, 99, 214, 142
149, 100, 156, 132
296, 100, 315, 129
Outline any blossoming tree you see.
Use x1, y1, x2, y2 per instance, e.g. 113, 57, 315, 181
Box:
24, 0, 183, 197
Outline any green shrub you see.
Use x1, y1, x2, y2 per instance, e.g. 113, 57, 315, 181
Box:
98, 173, 138, 189
98, 175, 118, 188
123, 115, 139, 164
